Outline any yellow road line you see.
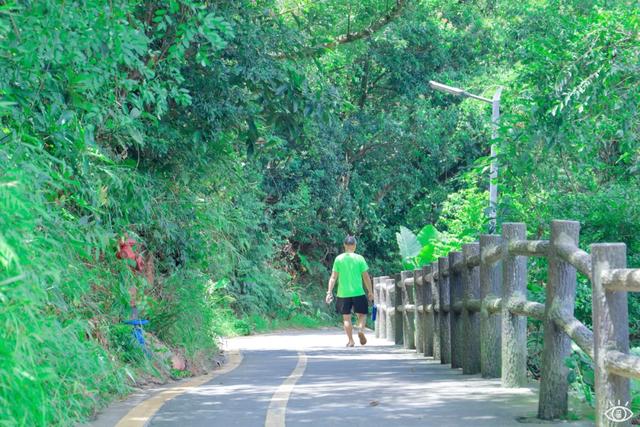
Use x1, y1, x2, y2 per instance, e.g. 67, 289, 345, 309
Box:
115, 350, 243, 427
264, 351, 308, 427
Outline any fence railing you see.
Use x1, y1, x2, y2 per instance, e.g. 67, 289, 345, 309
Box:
373, 220, 640, 427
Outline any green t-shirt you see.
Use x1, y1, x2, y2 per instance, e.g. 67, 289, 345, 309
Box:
332, 252, 369, 298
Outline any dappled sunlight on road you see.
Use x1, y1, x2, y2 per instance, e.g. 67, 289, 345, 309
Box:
96, 328, 596, 427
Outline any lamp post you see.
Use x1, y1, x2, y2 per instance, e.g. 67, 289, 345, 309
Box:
429, 80, 502, 234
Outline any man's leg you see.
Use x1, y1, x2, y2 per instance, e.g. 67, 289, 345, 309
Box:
356, 313, 367, 345
356, 313, 366, 332
343, 314, 355, 346
354, 294, 369, 345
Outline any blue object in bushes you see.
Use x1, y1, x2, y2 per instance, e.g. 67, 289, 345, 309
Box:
123, 318, 150, 356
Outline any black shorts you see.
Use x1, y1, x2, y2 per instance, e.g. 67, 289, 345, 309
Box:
336, 295, 368, 315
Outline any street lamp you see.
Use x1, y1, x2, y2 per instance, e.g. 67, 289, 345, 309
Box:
429, 80, 503, 234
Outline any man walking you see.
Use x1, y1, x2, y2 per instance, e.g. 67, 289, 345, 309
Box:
325, 236, 374, 347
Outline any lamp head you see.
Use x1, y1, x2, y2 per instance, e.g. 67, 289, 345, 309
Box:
429, 80, 466, 97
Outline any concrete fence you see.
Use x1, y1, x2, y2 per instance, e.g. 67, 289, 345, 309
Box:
373, 220, 640, 427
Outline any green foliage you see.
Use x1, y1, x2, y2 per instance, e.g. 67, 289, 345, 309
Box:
395, 176, 487, 270
0, 1, 330, 424
396, 226, 423, 269
1, 144, 130, 425
567, 347, 596, 407
395, 225, 442, 269
417, 225, 439, 247
567, 346, 640, 414
433, 181, 488, 255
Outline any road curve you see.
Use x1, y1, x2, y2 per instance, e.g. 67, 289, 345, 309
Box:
95, 328, 594, 427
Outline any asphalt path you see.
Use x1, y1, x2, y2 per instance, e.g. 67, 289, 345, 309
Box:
93, 328, 594, 426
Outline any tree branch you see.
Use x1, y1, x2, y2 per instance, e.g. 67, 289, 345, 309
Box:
358, 57, 371, 109
275, 0, 408, 59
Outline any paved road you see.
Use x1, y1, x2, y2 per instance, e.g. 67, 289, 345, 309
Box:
93, 328, 594, 426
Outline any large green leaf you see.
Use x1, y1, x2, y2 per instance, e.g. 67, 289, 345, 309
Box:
417, 224, 439, 246
396, 226, 422, 260
402, 259, 418, 270
416, 244, 436, 267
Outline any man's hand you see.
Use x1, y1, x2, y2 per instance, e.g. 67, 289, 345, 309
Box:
367, 292, 374, 303
325, 293, 334, 304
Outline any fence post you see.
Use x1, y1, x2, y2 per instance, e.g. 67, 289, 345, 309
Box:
432, 261, 441, 360
381, 278, 388, 340
394, 274, 404, 345
414, 268, 425, 355
501, 223, 528, 387
439, 256, 451, 364
374, 277, 381, 338
400, 270, 416, 349
538, 221, 579, 419
480, 235, 502, 378
449, 251, 463, 369
462, 242, 481, 374
592, 243, 630, 427
378, 276, 388, 341
423, 265, 434, 357
385, 278, 396, 342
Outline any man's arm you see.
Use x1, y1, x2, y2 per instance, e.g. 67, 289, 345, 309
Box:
362, 271, 373, 301
326, 271, 338, 303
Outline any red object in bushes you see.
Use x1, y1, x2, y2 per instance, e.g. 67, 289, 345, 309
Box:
116, 237, 145, 273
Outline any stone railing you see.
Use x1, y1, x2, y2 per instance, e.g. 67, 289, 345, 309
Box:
373, 220, 640, 426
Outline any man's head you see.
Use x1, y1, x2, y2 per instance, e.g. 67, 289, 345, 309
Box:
343, 235, 357, 252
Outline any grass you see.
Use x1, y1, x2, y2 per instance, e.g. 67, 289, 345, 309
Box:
249, 312, 334, 333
